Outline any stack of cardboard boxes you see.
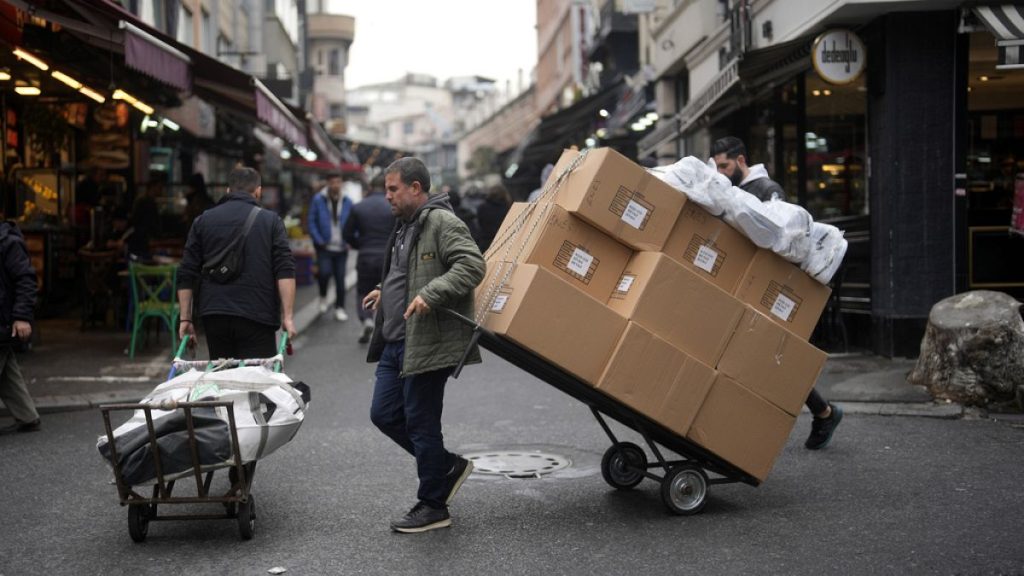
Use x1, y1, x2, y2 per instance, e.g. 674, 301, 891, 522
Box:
475, 148, 832, 482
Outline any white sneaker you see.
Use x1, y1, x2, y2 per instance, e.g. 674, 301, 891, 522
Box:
334, 308, 349, 322
318, 299, 329, 314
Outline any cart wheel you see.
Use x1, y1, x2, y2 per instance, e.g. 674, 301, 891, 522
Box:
237, 495, 256, 540
128, 504, 149, 543
601, 442, 647, 490
660, 464, 708, 516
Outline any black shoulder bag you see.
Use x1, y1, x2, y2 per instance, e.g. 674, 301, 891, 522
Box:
202, 206, 261, 284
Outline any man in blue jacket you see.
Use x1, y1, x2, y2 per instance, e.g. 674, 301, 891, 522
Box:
0, 220, 40, 434
308, 173, 353, 321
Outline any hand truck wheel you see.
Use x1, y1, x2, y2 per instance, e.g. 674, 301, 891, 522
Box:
128, 504, 150, 543
237, 494, 256, 540
660, 463, 708, 516
600, 442, 647, 490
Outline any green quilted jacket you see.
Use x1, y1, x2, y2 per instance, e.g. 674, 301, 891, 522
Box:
366, 193, 485, 375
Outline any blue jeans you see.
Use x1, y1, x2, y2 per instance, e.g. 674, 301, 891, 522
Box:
316, 248, 348, 308
369, 340, 455, 508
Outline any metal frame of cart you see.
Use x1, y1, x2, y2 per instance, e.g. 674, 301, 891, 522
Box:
99, 334, 288, 542
444, 308, 759, 515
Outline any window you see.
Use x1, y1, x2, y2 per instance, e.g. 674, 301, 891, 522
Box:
177, 5, 193, 46
802, 70, 867, 218
403, 121, 414, 135
329, 103, 343, 118
328, 49, 340, 76
200, 8, 212, 54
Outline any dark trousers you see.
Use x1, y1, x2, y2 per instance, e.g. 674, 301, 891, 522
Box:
203, 314, 276, 360
316, 248, 348, 308
369, 340, 455, 509
355, 256, 384, 322
806, 388, 828, 416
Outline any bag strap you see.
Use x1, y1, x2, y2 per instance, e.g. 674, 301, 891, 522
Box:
240, 206, 261, 239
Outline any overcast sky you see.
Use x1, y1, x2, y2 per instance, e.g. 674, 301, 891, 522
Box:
326, 0, 538, 90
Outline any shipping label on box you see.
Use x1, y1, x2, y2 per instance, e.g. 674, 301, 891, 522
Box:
483, 202, 631, 302
477, 263, 626, 385
686, 376, 797, 482
597, 322, 716, 437
717, 307, 828, 416
608, 252, 745, 366
663, 203, 757, 293
546, 148, 686, 251
734, 250, 831, 340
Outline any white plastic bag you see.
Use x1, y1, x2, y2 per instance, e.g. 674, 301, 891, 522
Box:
648, 156, 725, 216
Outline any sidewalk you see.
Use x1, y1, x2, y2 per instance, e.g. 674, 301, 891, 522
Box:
2, 279, 338, 415
3, 276, 960, 418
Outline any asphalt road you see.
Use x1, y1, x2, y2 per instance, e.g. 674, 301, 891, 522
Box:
2, 314, 1023, 575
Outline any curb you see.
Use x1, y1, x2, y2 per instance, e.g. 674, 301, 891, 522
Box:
833, 401, 963, 419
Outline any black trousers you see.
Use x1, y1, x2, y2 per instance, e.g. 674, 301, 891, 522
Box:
202, 314, 276, 360
806, 388, 829, 416
355, 257, 384, 322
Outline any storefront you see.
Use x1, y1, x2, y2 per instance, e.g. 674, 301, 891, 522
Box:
640, 3, 1022, 357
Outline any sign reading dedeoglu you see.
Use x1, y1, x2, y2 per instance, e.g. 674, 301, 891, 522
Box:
812, 29, 866, 85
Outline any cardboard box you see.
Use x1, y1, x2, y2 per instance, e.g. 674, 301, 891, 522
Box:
733, 250, 831, 340
597, 322, 716, 437
481, 202, 631, 302
717, 308, 828, 416
545, 148, 686, 252
686, 376, 797, 482
477, 263, 626, 385
662, 203, 758, 293
608, 252, 745, 366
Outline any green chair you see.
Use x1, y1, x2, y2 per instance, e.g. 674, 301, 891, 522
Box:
128, 263, 180, 358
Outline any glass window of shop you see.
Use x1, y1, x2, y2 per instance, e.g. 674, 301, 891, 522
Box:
964, 31, 1024, 293
801, 69, 868, 219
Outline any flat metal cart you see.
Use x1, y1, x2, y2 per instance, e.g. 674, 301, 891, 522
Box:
444, 308, 759, 515
99, 334, 289, 542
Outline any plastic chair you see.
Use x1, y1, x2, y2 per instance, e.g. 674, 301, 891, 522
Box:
128, 263, 179, 358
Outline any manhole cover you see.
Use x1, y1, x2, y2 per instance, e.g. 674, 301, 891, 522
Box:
465, 450, 571, 478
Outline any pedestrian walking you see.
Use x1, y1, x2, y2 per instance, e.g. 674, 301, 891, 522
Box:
343, 173, 396, 343
711, 136, 843, 449
309, 172, 353, 321
362, 157, 485, 533
177, 166, 296, 360
0, 219, 40, 435
475, 183, 512, 252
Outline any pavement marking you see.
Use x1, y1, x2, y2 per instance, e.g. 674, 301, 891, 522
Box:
46, 376, 154, 383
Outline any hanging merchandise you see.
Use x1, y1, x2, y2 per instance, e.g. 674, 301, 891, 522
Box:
1012, 173, 1024, 237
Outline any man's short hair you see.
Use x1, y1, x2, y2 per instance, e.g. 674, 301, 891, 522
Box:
710, 136, 747, 160
369, 173, 386, 190
326, 172, 342, 181
385, 157, 431, 194
229, 166, 261, 194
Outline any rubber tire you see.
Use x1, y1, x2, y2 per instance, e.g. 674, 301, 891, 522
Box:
237, 494, 256, 540
660, 464, 708, 516
600, 442, 647, 490
128, 504, 149, 543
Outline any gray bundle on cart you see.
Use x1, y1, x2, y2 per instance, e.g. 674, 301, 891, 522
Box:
97, 365, 309, 486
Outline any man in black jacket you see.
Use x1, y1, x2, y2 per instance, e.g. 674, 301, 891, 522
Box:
710, 136, 787, 202
177, 167, 296, 359
710, 136, 843, 450
343, 173, 396, 343
0, 220, 40, 434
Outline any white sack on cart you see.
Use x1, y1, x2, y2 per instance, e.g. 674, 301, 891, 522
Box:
97, 366, 309, 486
648, 156, 725, 216
802, 222, 848, 284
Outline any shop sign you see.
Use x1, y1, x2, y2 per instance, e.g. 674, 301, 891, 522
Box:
812, 29, 866, 85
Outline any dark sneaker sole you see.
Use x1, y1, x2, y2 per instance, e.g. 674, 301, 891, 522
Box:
391, 518, 452, 533
806, 406, 843, 450
446, 460, 474, 505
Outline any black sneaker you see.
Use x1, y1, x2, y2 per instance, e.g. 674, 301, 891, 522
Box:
444, 455, 474, 505
390, 502, 451, 533
358, 323, 373, 344
805, 403, 843, 450
0, 418, 41, 435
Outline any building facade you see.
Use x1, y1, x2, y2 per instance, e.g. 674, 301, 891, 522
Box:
638, 0, 1024, 357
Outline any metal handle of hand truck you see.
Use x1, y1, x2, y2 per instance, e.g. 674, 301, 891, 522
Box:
437, 307, 480, 379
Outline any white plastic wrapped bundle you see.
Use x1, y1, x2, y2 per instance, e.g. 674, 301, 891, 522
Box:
802, 222, 848, 284
97, 366, 308, 486
648, 156, 724, 216
761, 199, 814, 263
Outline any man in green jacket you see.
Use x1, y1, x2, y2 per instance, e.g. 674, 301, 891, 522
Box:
362, 157, 485, 533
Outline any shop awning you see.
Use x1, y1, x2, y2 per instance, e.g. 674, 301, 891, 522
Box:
638, 36, 812, 158
972, 4, 1024, 70
8, 0, 192, 91
120, 20, 191, 92
255, 80, 308, 149
307, 116, 343, 166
